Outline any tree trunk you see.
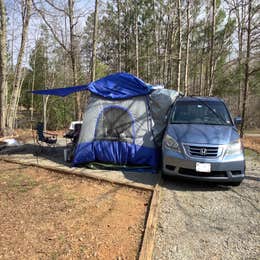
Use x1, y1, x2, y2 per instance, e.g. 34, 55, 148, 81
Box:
167, 21, 173, 87
192, 51, 198, 94
152, 0, 158, 84
184, 0, 190, 95
240, 0, 252, 137
91, 0, 98, 82
135, 7, 139, 77
157, 9, 162, 84
7, 0, 32, 131
176, 0, 182, 92
68, 0, 81, 120
208, 0, 216, 96
238, 27, 243, 113
238, 0, 245, 113
199, 59, 204, 96
31, 43, 37, 122
117, 0, 121, 71
146, 46, 150, 81
0, 0, 7, 136
43, 95, 49, 131
163, 17, 169, 86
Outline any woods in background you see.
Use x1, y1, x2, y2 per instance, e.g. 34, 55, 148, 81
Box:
0, 0, 259, 135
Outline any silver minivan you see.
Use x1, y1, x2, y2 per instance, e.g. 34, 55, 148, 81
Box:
162, 96, 245, 186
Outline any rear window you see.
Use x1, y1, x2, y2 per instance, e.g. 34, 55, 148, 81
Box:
171, 100, 232, 125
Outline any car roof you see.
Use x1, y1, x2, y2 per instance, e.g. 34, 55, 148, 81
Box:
177, 96, 223, 102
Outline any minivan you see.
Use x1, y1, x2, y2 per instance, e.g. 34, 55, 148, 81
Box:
162, 96, 245, 186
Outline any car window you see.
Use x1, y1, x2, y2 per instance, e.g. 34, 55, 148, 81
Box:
171, 100, 232, 125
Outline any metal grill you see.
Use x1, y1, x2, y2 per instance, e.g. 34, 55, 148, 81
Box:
187, 145, 219, 157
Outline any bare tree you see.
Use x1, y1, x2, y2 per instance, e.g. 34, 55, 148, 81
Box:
152, 0, 158, 84
33, 0, 83, 119
43, 73, 55, 131
7, 0, 32, 131
30, 36, 38, 122
117, 0, 121, 72
0, 0, 8, 135
225, 0, 246, 112
176, 0, 182, 92
228, 0, 247, 112
236, 0, 246, 112
135, 1, 139, 77
240, 0, 252, 137
184, 0, 190, 95
91, 0, 98, 81
68, 0, 81, 119
208, 0, 216, 96
163, 10, 170, 86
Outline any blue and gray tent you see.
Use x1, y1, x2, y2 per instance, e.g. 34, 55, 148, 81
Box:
32, 72, 178, 171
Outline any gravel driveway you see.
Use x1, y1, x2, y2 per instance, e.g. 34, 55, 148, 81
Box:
153, 151, 260, 260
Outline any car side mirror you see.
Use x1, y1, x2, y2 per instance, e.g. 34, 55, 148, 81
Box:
234, 116, 242, 126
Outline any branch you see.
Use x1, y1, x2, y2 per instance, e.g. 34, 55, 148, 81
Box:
45, 0, 69, 15
249, 67, 260, 76
32, 0, 68, 52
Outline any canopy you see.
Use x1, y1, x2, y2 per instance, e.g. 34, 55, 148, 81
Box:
31, 84, 89, 97
31, 72, 153, 99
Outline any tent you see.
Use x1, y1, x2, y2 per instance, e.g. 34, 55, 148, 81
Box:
32, 72, 178, 171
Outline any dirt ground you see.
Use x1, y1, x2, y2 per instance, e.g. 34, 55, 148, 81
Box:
243, 136, 260, 153
0, 162, 151, 259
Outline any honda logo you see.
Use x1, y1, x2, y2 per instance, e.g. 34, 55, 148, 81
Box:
200, 148, 207, 156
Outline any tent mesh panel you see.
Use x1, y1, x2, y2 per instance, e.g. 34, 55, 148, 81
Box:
95, 106, 134, 143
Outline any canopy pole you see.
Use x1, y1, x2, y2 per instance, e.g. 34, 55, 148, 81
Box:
63, 98, 67, 147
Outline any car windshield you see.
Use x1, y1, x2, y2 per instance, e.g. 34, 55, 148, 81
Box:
171, 100, 232, 125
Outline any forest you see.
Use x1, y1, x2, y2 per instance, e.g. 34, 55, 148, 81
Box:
0, 0, 259, 137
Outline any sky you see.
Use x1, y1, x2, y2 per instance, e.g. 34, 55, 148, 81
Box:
5, 0, 240, 68
5, 0, 98, 67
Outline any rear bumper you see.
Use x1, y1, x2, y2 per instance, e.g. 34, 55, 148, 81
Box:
162, 149, 245, 183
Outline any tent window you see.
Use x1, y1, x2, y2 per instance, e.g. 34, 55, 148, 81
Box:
95, 106, 134, 143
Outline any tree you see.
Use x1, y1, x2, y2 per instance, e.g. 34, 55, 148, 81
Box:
176, 0, 182, 92
134, 1, 139, 77
7, 0, 32, 131
68, 0, 80, 119
240, 0, 252, 137
184, 0, 190, 95
208, 0, 216, 96
116, 0, 122, 71
33, 0, 83, 120
91, 0, 99, 82
2, 0, 255, 133
226, 0, 247, 112
0, 0, 8, 136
